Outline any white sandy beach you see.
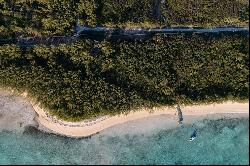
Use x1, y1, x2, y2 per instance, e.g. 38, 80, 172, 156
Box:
33, 101, 249, 137
0, 91, 249, 138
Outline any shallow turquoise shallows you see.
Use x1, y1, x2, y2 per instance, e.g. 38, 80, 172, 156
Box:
0, 116, 249, 165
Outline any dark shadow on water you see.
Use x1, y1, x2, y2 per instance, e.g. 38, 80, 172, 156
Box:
22, 125, 97, 141
175, 161, 183, 165
23, 125, 42, 135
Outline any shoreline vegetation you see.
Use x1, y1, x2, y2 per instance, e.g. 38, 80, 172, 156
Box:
0, 0, 249, 137
0, 90, 249, 138
1, 33, 248, 121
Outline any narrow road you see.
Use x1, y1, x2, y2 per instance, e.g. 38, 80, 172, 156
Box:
1, 26, 249, 46
77, 26, 249, 34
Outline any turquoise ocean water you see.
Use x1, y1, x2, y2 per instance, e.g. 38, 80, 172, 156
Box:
0, 116, 249, 165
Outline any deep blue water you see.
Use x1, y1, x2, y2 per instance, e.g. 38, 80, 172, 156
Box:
0, 116, 249, 165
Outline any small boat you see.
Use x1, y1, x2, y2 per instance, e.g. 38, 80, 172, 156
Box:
190, 130, 197, 141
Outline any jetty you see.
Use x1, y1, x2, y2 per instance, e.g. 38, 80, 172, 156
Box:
176, 104, 183, 124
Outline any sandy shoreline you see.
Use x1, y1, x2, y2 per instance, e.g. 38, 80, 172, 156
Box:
33, 101, 249, 138
0, 91, 249, 138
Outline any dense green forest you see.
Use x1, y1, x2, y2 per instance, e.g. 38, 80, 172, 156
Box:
0, 0, 249, 121
0, 0, 249, 38
0, 33, 248, 121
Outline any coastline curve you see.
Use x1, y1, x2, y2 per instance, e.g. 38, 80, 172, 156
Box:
0, 90, 248, 138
